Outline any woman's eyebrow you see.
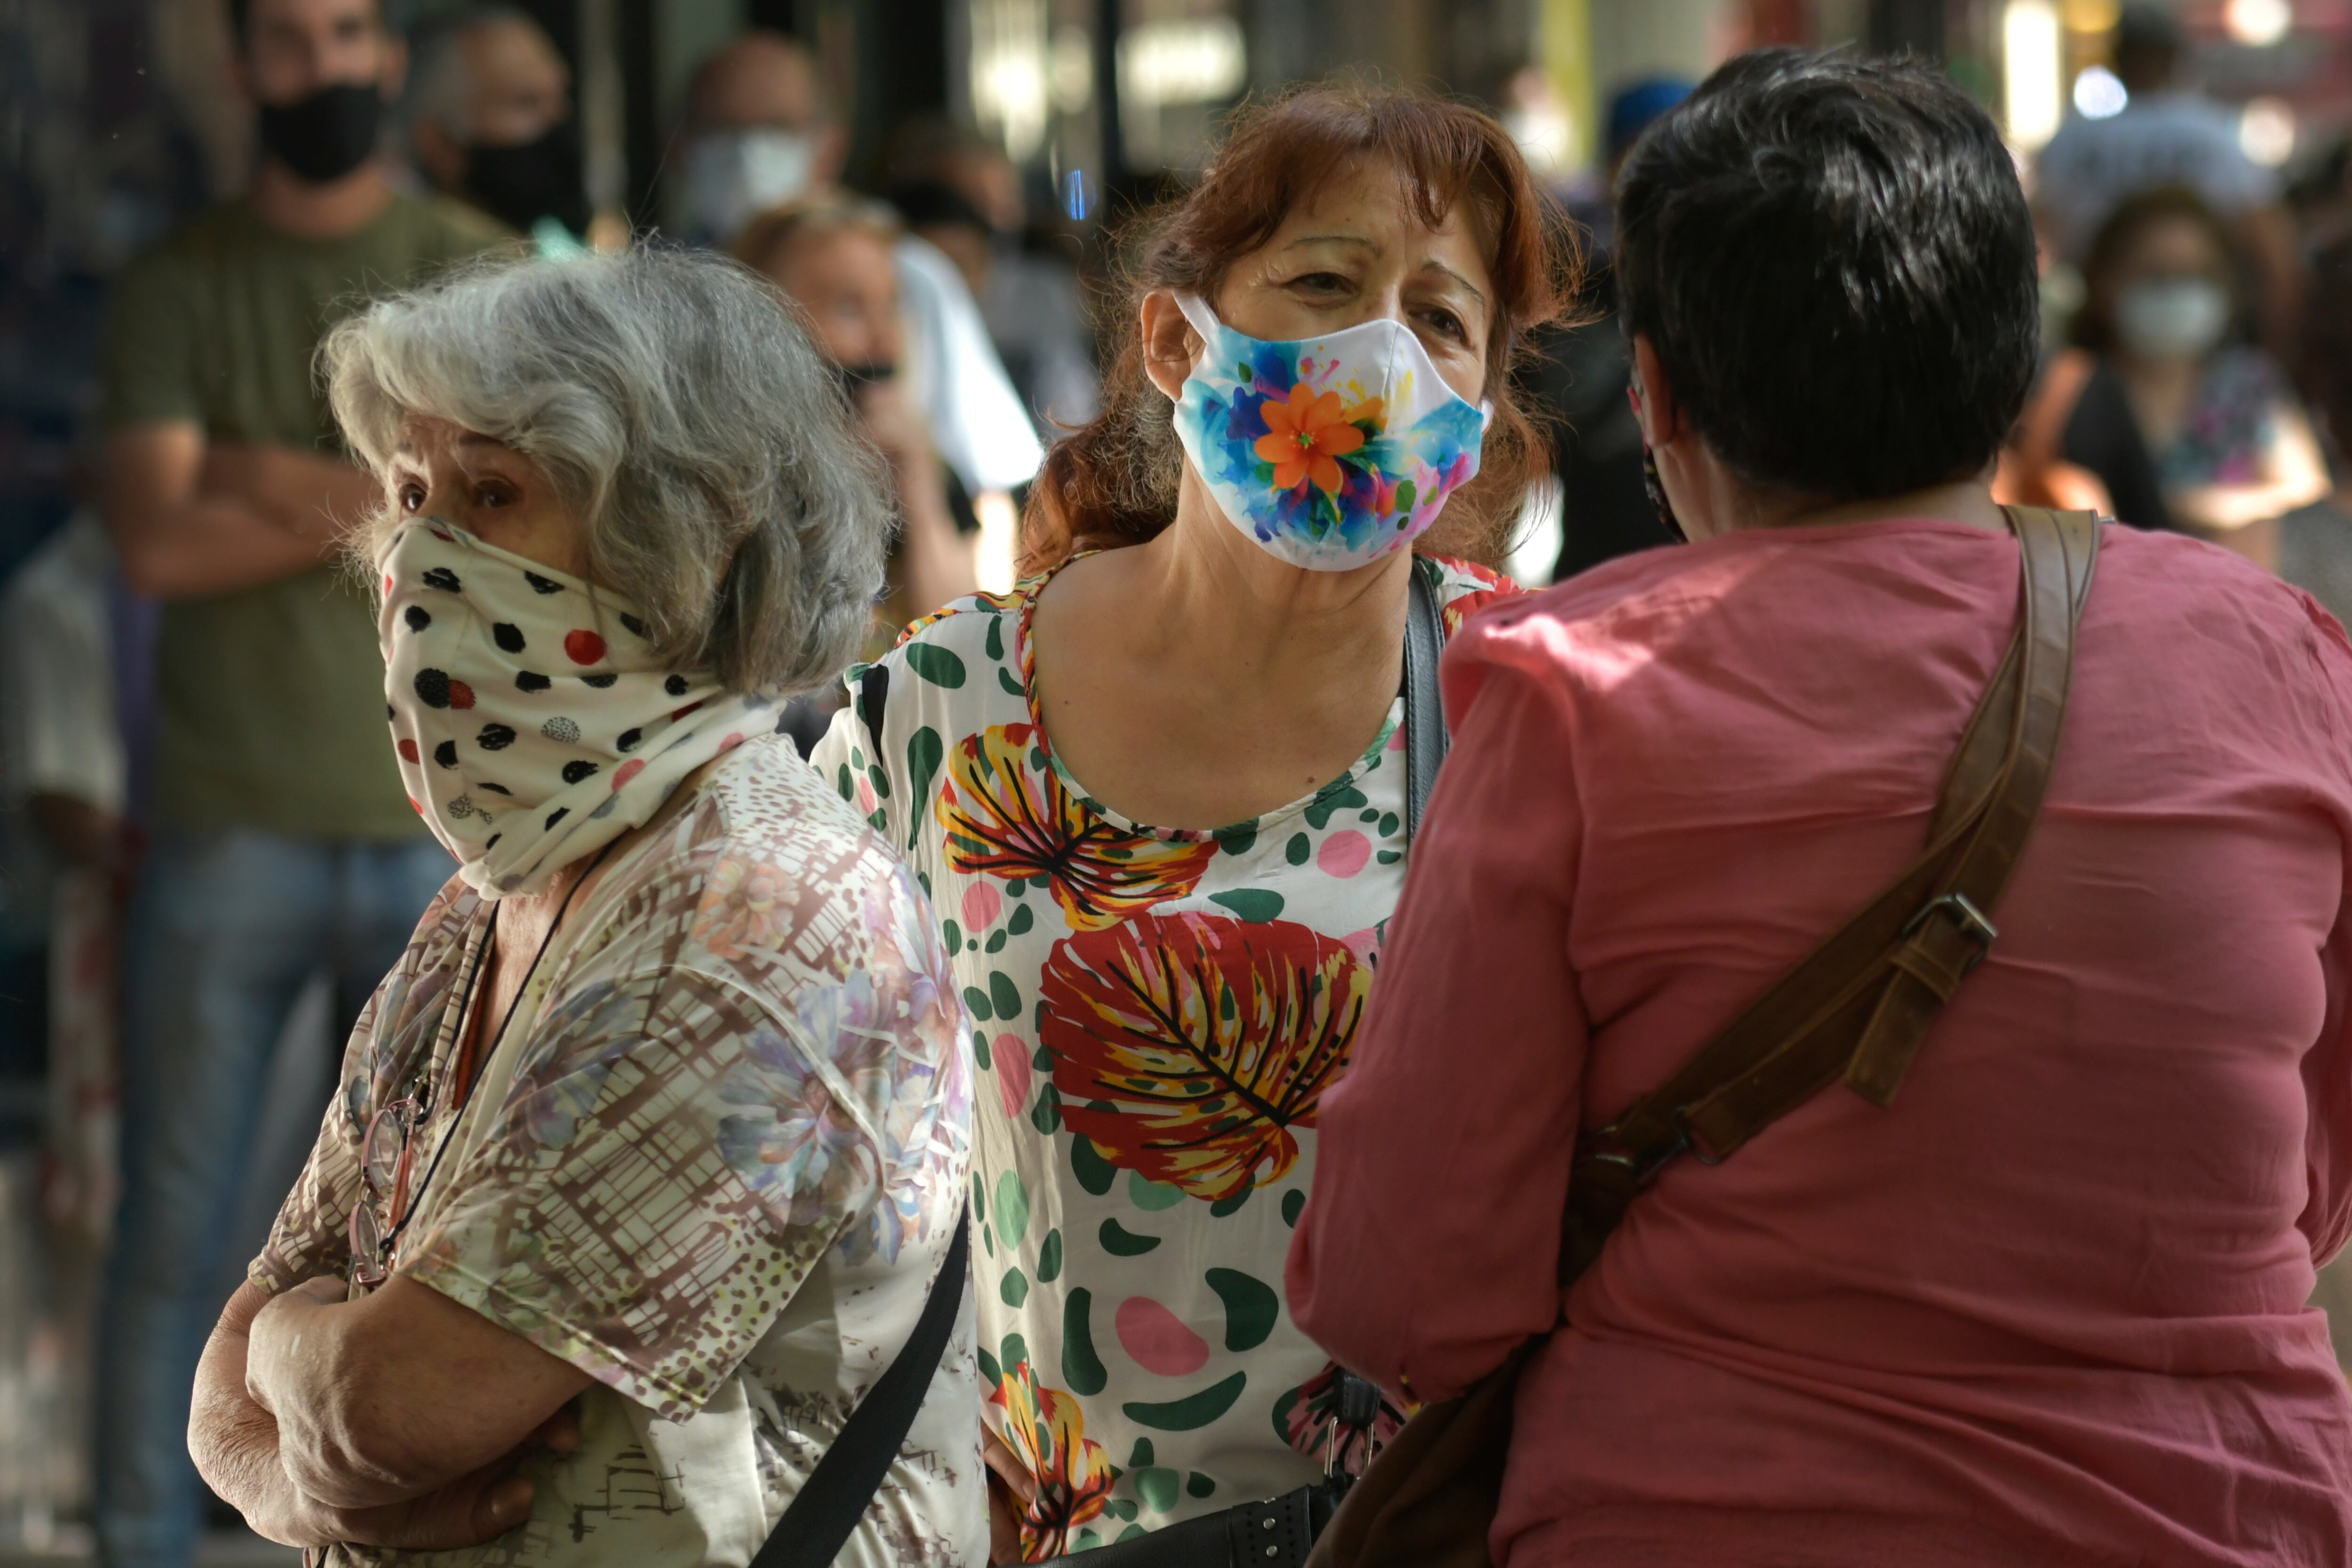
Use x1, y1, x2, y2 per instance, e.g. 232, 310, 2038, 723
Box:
1426, 261, 1488, 309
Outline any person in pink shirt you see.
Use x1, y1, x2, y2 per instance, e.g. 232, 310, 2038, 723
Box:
1287, 48, 2352, 1568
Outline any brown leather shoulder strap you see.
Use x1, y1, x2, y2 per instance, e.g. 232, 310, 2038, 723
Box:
1562, 507, 2098, 1281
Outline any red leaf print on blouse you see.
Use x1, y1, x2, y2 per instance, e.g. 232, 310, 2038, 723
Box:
1040, 913, 1369, 1201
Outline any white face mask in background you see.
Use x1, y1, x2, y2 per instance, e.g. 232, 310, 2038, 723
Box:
686, 127, 819, 242
2113, 278, 2232, 362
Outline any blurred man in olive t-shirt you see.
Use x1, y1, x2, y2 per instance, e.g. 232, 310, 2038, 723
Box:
93, 0, 504, 1562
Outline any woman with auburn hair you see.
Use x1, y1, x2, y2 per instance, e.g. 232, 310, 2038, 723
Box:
811, 83, 1570, 1562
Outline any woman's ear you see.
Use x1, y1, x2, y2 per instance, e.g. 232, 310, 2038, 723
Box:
1139, 290, 1200, 403
1629, 334, 1683, 449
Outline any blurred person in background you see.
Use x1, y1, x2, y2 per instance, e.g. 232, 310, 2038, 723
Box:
1293, 49, 2352, 1567
1519, 77, 1692, 582
811, 82, 1566, 1562
2010, 186, 2327, 569
187, 248, 980, 1567
406, 6, 591, 252
2034, 2, 2301, 352
734, 196, 979, 641
675, 29, 842, 245
2280, 237, 2352, 632
682, 33, 1043, 510
885, 120, 1102, 433
0, 509, 127, 1242
91, 0, 507, 1560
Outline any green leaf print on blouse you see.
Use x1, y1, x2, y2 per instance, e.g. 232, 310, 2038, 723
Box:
936, 724, 1217, 930
1063, 1288, 1108, 1393
1205, 1268, 1279, 1352
903, 641, 967, 689
1038, 912, 1369, 1202
1123, 1370, 1250, 1432
905, 726, 944, 846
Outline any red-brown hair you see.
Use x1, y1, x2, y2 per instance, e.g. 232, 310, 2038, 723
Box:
1025, 82, 1578, 571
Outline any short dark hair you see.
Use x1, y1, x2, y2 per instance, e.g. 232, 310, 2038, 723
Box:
1614, 48, 2040, 503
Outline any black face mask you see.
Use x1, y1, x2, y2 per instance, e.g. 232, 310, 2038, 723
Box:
462, 119, 590, 237
256, 81, 383, 184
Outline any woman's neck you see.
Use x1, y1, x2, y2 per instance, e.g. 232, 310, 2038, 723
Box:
1108, 478, 1414, 695
1767, 478, 2009, 534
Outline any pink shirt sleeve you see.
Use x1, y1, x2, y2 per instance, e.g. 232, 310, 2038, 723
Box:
1286, 613, 1589, 1404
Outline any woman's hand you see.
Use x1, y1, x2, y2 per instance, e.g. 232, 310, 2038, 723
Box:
981, 1426, 1038, 1566
244, 1272, 593, 1511
198, 1281, 578, 1552
277, 1406, 580, 1549
252, 1454, 535, 1551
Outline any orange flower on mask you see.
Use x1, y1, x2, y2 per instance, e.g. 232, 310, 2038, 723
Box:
1253, 384, 1367, 493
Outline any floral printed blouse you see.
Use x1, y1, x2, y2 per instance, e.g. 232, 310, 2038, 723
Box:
252, 736, 983, 1567
810, 552, 1515, 1557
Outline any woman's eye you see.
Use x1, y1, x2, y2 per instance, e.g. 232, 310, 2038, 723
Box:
397, 483, 425, 513
476, 482, 516, 509
1422, 307, 1467, 342
1291, 271, 1349, 294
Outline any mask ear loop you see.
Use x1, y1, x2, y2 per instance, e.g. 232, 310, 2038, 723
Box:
1171, 291, 1224, 345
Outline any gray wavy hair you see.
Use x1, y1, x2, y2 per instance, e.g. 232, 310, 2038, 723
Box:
323, 247, 890, 695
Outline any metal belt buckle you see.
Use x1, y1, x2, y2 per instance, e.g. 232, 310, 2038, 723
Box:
1901, 891, 1999, 972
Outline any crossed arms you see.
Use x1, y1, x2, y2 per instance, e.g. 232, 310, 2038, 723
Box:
191, 1274, 591, 1552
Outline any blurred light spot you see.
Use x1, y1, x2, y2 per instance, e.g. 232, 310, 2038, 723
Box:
971, 0, 1049, 162
2225, 0, 2293, 45
1062, 168, 1095, 222
1503, 65, 1576, 174
2074, 65, 2128, 118
2240, 97, 2296, 165
2062, 0, 2119, 31
1049, 25, 1093, 115
1117, 16, 1246, 110
2004, 0, 2065, 150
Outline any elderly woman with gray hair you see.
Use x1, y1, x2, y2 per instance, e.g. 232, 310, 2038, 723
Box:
184, 248, 983, 1567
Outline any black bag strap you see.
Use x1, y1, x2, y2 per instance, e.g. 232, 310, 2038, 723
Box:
1402, 563, 1448, 843
858, 662, 891, 753
750, 1202, 969, 1568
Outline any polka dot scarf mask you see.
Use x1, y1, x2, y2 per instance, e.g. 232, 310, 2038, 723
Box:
378, 517, 774, 898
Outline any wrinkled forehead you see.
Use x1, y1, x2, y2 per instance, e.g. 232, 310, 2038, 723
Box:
1240, 153, 1499, 303
393, 413, 518, 464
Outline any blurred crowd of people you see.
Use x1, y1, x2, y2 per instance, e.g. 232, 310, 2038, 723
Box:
0, 0, 1097, 1557
9, 0, 2352, 1560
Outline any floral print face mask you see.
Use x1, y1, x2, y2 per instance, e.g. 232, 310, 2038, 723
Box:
376, 517, 774, 897
1169, 293, 1491, 572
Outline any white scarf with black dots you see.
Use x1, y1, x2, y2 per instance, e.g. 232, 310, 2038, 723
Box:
378, 518, 773, 898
